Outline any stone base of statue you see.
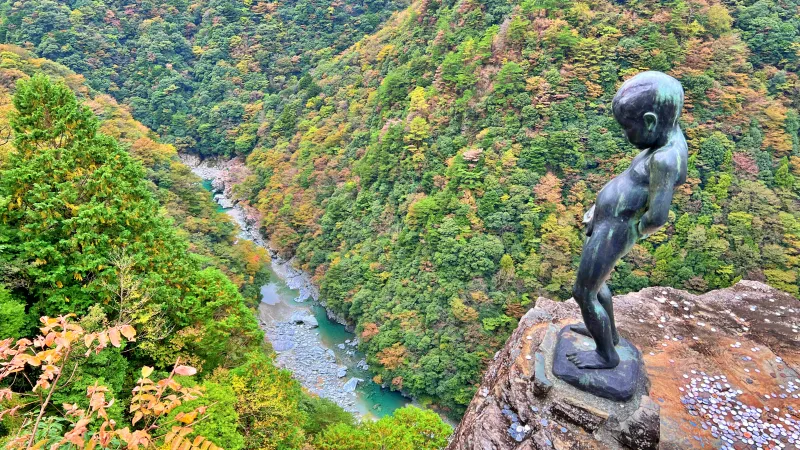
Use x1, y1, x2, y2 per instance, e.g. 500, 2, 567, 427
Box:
529, 318, 659, 449
448, 282, 800, 449
552, 326, 646, 402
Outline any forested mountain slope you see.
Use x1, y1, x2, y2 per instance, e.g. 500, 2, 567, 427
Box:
4, 0, 798, 421
0, 0, 406, 157
230, 0, 800, 414
0, 49, 450, 449
0, 45, 271, 306
0, 66, 273, 444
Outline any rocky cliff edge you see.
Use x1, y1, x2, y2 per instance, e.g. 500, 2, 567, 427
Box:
448, 281, 799, 450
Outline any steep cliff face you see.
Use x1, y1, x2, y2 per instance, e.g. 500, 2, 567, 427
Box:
448, 281, 799, 449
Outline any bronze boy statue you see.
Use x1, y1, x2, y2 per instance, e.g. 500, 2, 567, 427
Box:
567, 71, 688, 369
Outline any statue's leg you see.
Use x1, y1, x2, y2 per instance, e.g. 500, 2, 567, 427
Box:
568, 285, 619, 369
567, 223, 632, 369
569, 283, 619, 345
597, 283, 619, 345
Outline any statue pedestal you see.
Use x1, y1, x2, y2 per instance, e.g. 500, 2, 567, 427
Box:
528, 322, 659, 449
552, 326, 646, 402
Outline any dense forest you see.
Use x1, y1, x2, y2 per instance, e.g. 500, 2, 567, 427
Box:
244, 0, 800, 414
2, 0, 800, 427
0, 0, 406, 157
0, 51, 450, 448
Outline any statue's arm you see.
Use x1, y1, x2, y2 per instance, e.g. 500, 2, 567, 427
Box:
583, 204, 595, 236
638, 152, 677, 236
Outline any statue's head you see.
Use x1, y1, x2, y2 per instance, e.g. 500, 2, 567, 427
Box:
612, 71, 684, 150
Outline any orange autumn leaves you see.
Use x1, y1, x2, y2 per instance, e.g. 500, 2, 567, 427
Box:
0, 315, 217, 450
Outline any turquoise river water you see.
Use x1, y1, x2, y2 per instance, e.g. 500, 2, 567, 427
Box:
201, 180, 409, 418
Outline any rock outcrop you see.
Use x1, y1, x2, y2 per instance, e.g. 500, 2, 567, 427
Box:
343, 377, 363, 392
448, 281, 799, 450
290, 310, 319, 328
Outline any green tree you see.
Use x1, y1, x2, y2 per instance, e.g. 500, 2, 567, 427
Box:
314, 406, 451, 450
167, 378, 246, 450
508, 16, 530, 46
494, 62, 526, 97
0, 285, 25, 339
775, 157, 795, 190
705, 5, 733, 36
698, 132, 733, 179
0, 75, 186, 316
300, 396, 355, 437
737, 1, 799, 68
224, 352, 309, 450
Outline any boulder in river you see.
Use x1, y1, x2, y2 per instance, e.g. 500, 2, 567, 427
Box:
271, 336, 295, 352
213, 193, 235, 209
337, 366, 347, 378
343, 377, 363, 392
290, 310, 319, 328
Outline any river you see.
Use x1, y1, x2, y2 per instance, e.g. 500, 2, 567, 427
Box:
197, 179, 410, 419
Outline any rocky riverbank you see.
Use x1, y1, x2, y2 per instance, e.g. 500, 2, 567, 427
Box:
269, 253, 321, 306
182, 154, 370, 415
180, 153, 323, 305
262, 317, 362, 414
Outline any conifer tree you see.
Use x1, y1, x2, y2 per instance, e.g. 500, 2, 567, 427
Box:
0, 75, 186, 316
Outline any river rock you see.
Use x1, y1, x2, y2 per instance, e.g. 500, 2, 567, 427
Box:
337, 366, 347, 378
213, 193, 234, 209
271, 336, 295, 352
270, 254, 320, 303
447, 281, 800, 450
266, 318, 362, 415
343, 377, 363, 392
290, 311, 319, 328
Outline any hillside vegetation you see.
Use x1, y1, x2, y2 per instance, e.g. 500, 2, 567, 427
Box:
0, 51, 450, 449
0, 45, 272, 307
4, 0, 800, 419
0, 0, 406, 157
235, 0, 800, 414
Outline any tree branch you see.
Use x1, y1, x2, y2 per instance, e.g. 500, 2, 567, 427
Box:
27, 347, 71, 449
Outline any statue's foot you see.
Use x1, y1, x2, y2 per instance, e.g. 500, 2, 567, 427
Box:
569, 324, 619, 345
566, 350, 620, 369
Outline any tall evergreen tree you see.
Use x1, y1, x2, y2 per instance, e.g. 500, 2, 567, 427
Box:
0, 75, 186, 316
